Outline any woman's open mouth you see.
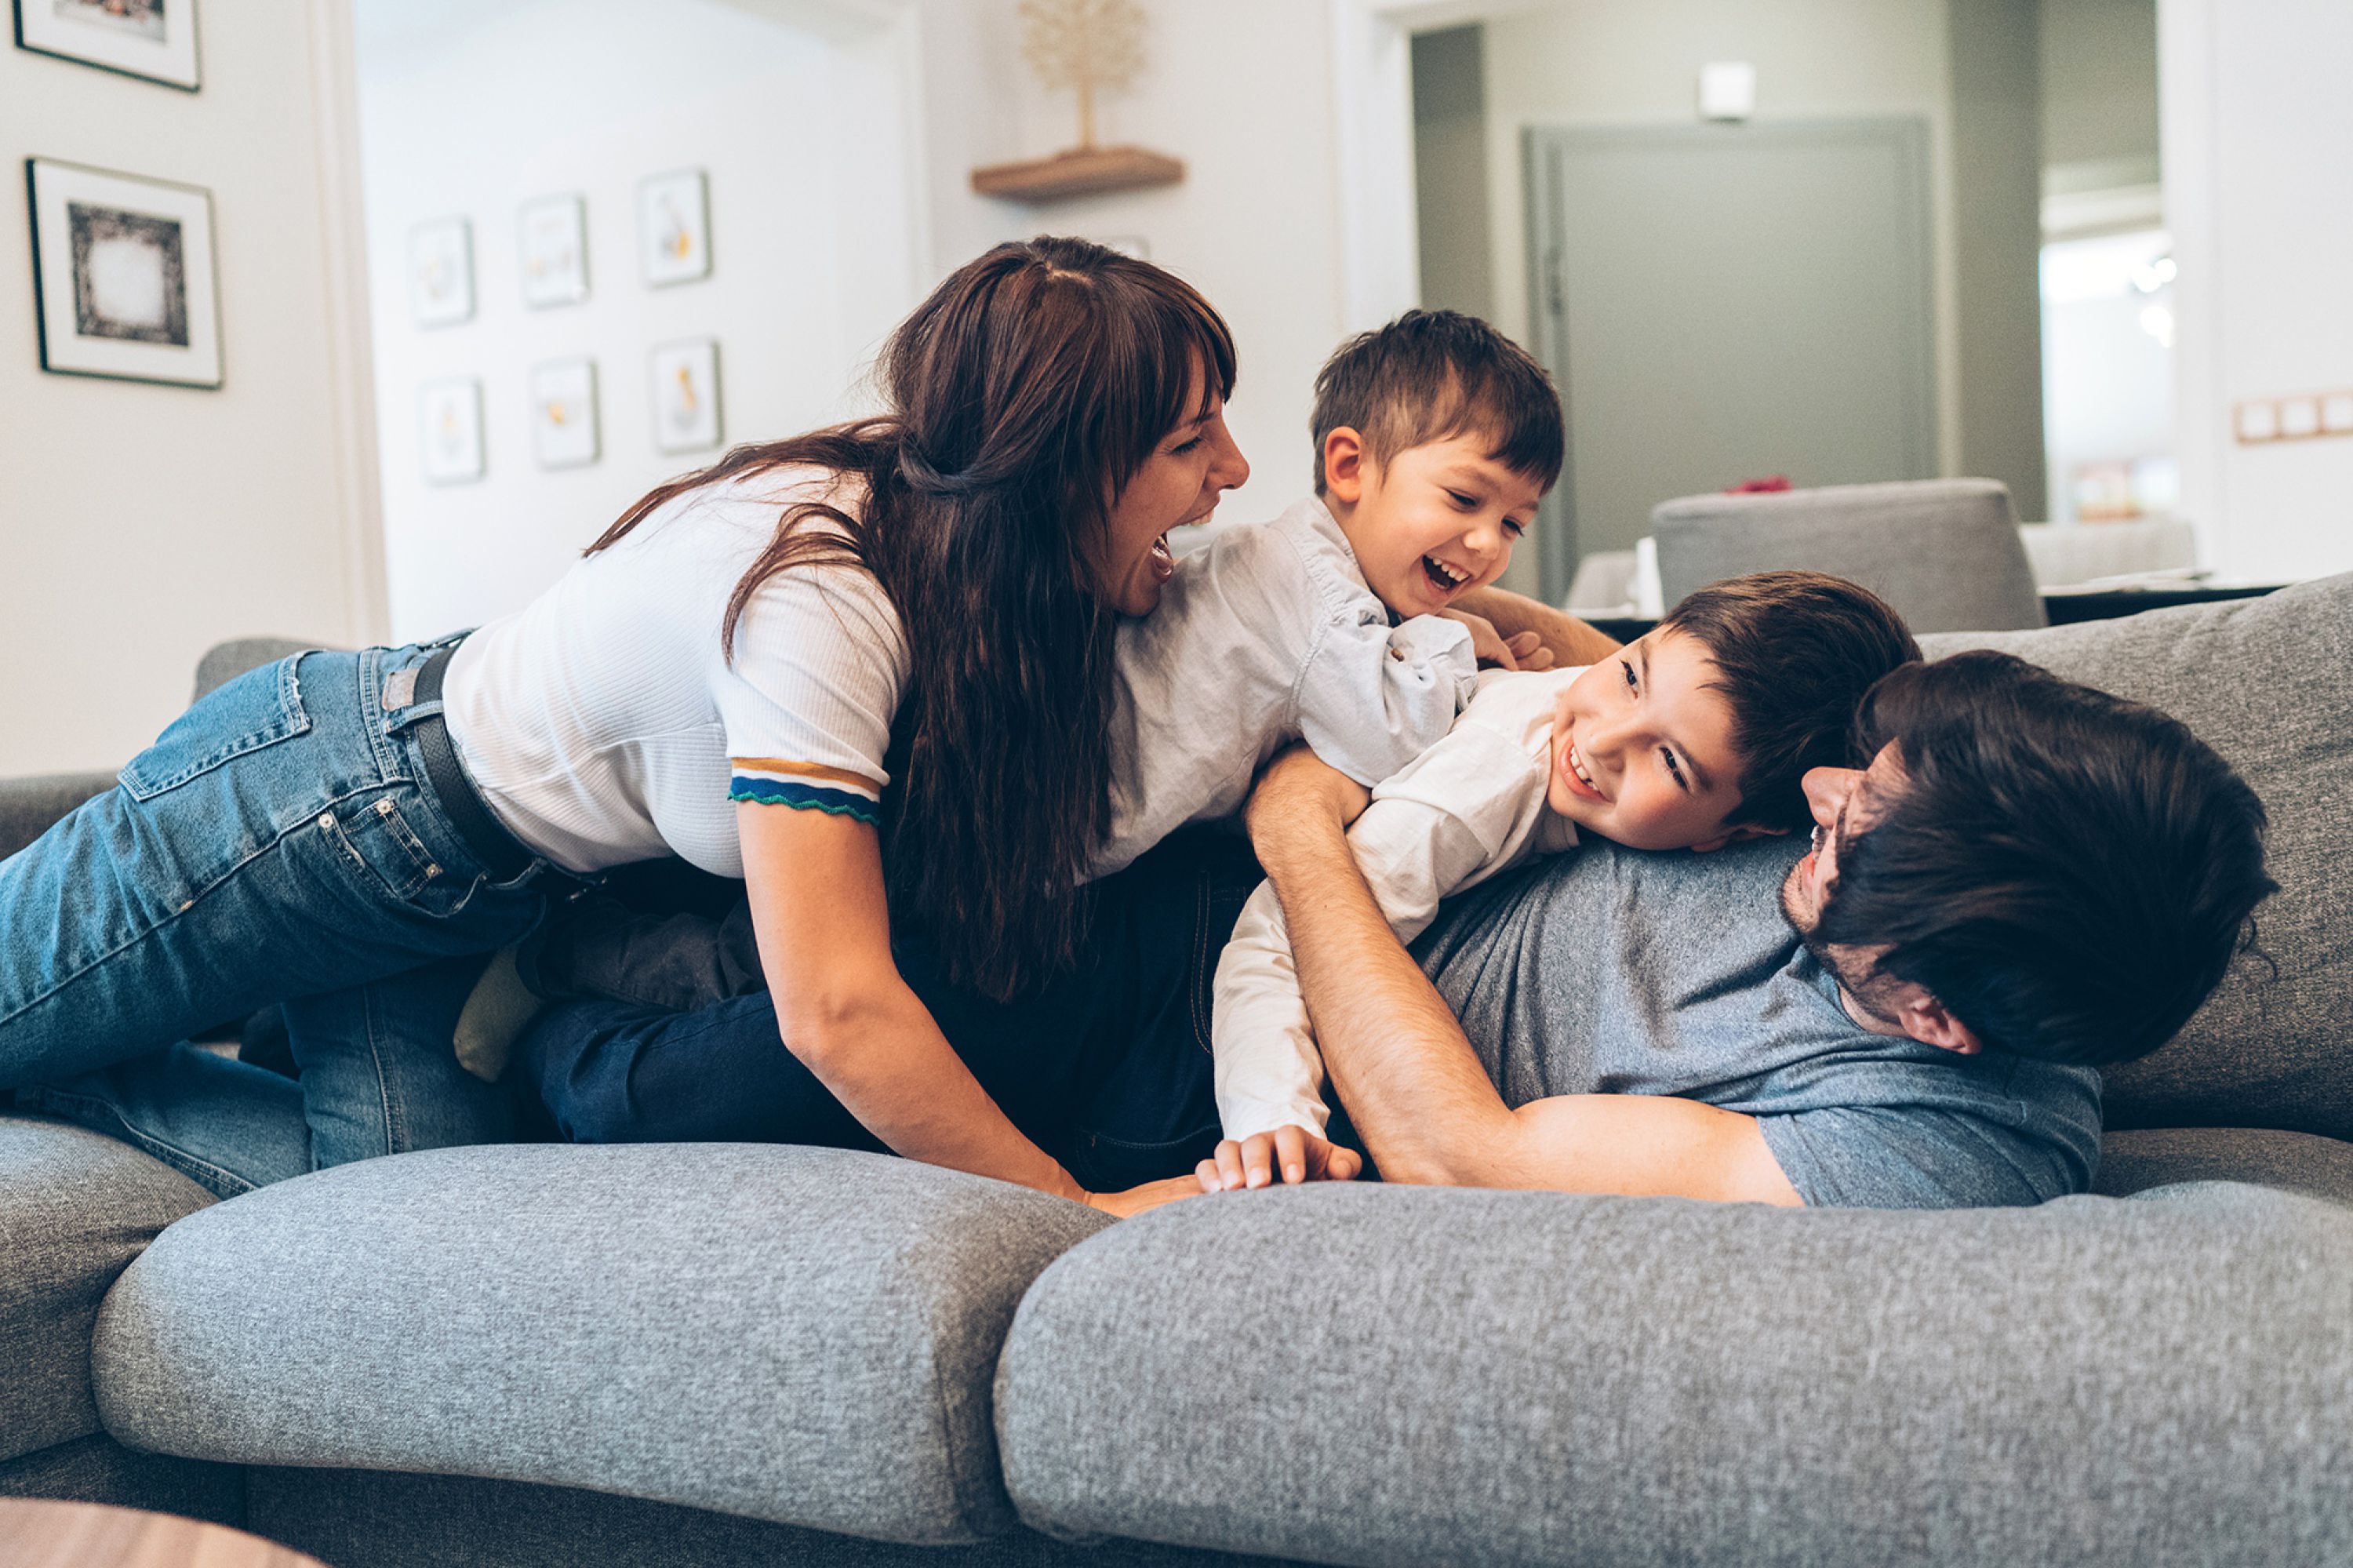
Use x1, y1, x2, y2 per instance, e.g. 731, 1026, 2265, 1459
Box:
1557, 734, 1607, 802
1420, 555, 1470, 595
1148, 533, 1176, 582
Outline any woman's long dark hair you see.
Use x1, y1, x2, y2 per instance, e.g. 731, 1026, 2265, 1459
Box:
586, 237, 1238, 999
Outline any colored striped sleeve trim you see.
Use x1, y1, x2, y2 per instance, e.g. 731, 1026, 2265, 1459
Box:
729, 759, 882, 824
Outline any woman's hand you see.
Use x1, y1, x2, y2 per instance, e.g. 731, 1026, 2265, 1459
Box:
1082, 1175, 1207, 1219
1439, 607, 1553, 671
1244, 746, 1372, 849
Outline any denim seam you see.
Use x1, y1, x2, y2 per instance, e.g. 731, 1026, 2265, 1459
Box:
24, 1089, 258, 1197
1187, 867, 1213, 1055
0, 779, 419, 1033
361, 977, 400, 1160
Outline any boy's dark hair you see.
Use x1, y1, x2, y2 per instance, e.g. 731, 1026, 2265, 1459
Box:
1657, 571, 1922, 834
1818, 650, 2275, 1067
1309, 309, 1564, 494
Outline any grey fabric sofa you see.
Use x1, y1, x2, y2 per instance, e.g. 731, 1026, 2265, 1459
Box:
3, 580, 2349, 1567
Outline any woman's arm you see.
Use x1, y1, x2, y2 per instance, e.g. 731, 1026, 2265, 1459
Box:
1452, 585, 1622, 668
738, 800, 1186, 1215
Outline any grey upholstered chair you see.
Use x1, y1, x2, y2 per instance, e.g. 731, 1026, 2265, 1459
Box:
1650, 478, 2047, 633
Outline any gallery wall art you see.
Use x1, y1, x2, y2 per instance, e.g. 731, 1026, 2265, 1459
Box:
638, 169, 710, 287
518, 193, 587, 309
649, 337, 720, 453
409, 216, 475, 328
530, 357, 599, 469
26, 156, 220, 387
419, 376, 485, 483
13, 0, 199, 90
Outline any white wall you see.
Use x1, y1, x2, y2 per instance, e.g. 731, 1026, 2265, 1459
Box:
912, 0, 1350, 525
353, 0, 923, 639
0, 1, 376, 773
2163, 0, 2353, 582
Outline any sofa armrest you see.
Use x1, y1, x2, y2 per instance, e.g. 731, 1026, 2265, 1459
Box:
0, 772, 115, 861
997, 1182, 2353, 1566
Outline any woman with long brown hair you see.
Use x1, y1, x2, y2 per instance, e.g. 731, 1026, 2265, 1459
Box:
0, 237, 1246, 1213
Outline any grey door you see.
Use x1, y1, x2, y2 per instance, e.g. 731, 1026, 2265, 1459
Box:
1525, 118, 1937, 602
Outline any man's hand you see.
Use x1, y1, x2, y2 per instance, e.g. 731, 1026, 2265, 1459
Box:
1197, 1126, 1365, 1191
1438, 607, 1554, 672
1082, 1175, 1208, 1219
1244, 746, 1371, 855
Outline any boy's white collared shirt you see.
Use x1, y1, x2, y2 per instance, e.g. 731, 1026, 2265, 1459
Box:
1213, 664, 1584, 1142
1096, 494, 1481, 879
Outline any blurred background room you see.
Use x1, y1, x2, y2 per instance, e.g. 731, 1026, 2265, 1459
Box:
3, 0, 2348, 773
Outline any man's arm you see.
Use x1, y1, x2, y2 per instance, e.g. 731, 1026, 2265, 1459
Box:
1242, 748, 1802, 1205
1453, 585, 1623, 669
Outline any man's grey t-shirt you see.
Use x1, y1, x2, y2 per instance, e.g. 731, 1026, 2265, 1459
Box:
1410, 836, 2103, 1208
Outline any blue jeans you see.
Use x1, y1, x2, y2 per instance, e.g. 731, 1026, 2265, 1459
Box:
518, 832, 1264, 1193
0, 642, 578, 1196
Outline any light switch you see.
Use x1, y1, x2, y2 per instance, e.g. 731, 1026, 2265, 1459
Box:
2279, 396, 2322, 438
1699, 62, 1756, 122
2234, 401, 2279, 442
2320, 391, 2353, 434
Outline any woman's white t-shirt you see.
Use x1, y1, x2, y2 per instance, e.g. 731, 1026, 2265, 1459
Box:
441, 467, 908, 878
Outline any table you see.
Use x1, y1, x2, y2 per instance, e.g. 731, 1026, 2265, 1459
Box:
0, 1499, 329, 1568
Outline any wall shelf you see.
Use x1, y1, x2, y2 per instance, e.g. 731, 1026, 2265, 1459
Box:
969, 146, 1184, 204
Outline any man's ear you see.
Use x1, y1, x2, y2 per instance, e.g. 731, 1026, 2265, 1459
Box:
1322, 427, 1368, 504
1894, 992, 1984, 1056
1689, 823, 1790, 853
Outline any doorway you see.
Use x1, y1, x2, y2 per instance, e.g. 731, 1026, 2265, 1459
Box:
1521, 119, 1939, 603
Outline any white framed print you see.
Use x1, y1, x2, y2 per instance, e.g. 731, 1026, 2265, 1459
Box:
637, 169, 710, 287
418, 377, 485, 483
649, 338, 721, 453
408, 217, 474, 328
13, 0, 200, 91
529, 357, 600, 469
518, 194, 587, 309
26, 158, 220, 387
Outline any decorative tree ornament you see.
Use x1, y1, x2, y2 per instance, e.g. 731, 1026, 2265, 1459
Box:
970, 0, 1184, 205
1019, 0, 1146, 153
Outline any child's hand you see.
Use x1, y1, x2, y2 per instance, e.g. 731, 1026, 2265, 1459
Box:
1196, 1126, 1366, 1191
1438, 608, 1555, 671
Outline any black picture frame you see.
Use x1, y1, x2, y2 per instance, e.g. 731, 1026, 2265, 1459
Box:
12, 0, 202, 91
26, 155, 224, 389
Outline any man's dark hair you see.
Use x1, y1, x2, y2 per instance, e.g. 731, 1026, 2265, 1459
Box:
1309, 309, 1563, 494
1818, 650, 2275, 1067
1658, 571, 1922, 834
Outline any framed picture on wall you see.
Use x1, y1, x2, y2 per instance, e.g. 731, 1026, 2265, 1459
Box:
649, 337, 721, 453
418, 377, 485, 483
25, 157, 221, 387
13, 0, 200, 91
518, 194, 587, 309
408, 217, 474, 329
637, 169, 710, 287
529, 357, 599, 469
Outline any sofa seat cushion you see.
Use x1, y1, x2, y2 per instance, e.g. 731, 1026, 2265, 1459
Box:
92, 1144, 1110, 1546
0, 1116, 214, 1466
2097, 1126, 2353, 1207
1919, 572, 2353, 1140
997, 1183, 2353, 1566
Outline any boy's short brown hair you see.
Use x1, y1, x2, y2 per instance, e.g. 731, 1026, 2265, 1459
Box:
1310, 310, 1564, 495
1658, 571, 1922, 834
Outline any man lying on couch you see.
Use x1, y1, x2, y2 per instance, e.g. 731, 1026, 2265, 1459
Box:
1202, 649, 2276, 1209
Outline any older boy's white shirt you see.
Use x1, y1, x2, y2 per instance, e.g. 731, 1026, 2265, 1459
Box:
1213, 665, 1584, 1141
1093, 494, 1480, 879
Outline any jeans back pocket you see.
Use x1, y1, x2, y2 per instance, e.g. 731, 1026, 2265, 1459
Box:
120, 656, 311, 801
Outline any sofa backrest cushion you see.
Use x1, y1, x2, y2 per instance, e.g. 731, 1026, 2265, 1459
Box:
1918, 572, 2352, 1138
